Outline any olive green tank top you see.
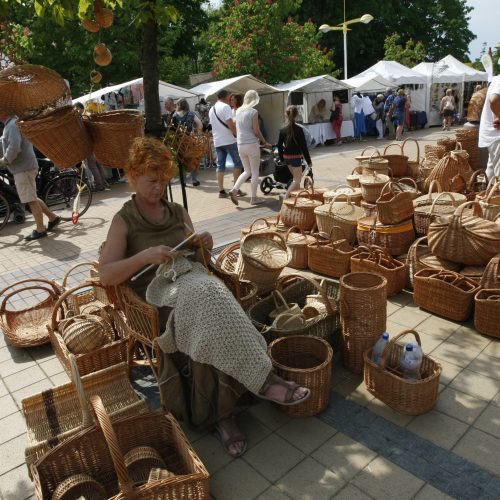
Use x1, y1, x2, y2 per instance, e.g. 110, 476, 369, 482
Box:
118, 195, 187, 297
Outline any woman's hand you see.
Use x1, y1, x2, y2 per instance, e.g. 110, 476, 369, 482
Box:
141, 245, 177, 265
193, 231, 213, 251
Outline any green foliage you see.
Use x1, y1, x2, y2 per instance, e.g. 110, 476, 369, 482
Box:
0, 22, 33, 66
471, 43, 500, 76
383, 33, 426, 67
210, 0, 335, 84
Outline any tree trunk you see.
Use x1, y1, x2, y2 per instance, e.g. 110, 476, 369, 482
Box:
141, 16, 163, 136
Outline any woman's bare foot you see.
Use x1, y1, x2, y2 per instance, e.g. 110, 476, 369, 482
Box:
214, 416, 247, 458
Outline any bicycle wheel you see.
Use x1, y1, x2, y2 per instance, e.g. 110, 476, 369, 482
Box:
0, 192, 11, 231
42, 174, 92, 221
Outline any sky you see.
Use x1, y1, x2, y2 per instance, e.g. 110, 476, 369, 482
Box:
466, 0, 498, 60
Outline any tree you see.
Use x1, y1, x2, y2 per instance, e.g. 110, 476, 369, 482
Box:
210, 0, 335, 84
298, 0, 476, 75
383, 33, 426, 67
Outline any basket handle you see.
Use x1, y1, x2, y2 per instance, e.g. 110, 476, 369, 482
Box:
334, 184, 355, 193
68, 354, 93, 427
303, 176, 315, 193
351, 166, 362, 175
427, 180, 442, 197
61, 262, 97, 289
0, 285, 60, 316
248, 218, 271, 233
89, 395, 135, 496
0, 278, 61, 301
453, 200, 482, 219
380, 329, 421, 370
277, 274, 335, 316
485, 179, 500, 203
383, 143, 404, 155
329, 225, 347, 241
397, 177, 418, 191
369, 149, 382, 160
360, 146, 379, 157
401, 138, 420, 163
285, 225, 305, 240
467, 169, 487, 192
214, 242, 240, 269
272, 290, 290, 310
291, 190, 312, 207
327, 195, 352, 215
428, 191, 459, 214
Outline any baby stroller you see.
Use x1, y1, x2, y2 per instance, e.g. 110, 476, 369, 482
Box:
260, 147, 312, 194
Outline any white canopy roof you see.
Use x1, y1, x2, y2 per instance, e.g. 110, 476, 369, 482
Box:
190, 74, 281, 100
356, 60, 427, 85
412, 62, 464, 83
436, 55, 487, 82
342, 71, 394, 93
74, 77, 201, 104
274, 74, 351, 93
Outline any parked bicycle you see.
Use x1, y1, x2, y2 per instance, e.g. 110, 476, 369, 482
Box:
0, 157, 92, 231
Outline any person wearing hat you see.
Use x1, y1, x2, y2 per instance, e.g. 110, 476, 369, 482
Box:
373, 94, 385, 140
228, 90, 271, 206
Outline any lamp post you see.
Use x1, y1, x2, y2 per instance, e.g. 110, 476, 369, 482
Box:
319, 6, 373, 79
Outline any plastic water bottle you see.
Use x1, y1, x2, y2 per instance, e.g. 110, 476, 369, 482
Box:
371, 332, 389, 365
400, 343, 423, 380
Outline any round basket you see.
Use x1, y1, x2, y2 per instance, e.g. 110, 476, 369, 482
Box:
324, 185, 363, 206
354, 146, 380, 165
18, 106, 93, 168
59, 314, 111, 354
359, 172, 391, 203
268, 335, 333, 417
437, 136, 456, 152
289, 177, 328, 202
413, 191, 461, 236
360, 150, 391, 176
424, 144, 446, 160
280, 191, 322, 231
340, 272, 387, 374
0, 64, 70, 116
85, 110, 145, 168
284, 226, 316, 269
52, 474, 107, 500
346, 167, 363, 188
124, 445, 166, 486
382, 143, 409, 177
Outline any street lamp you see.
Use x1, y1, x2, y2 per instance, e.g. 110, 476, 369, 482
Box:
319, 11, 373, 79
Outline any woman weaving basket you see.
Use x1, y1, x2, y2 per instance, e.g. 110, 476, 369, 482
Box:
99, 137, 310, 458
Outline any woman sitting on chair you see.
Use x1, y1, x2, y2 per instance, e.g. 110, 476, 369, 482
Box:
99, 136, 310, 458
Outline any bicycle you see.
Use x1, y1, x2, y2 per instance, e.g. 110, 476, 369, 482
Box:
0, 158, 93, 231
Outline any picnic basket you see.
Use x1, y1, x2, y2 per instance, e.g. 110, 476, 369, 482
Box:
85, 110, 145, 168
284, 226, 316, 269
376, 181, 414, 225
364, 329, 441, 415
359, 172, 391, 203
32, 395, 210, 499
481, 255, 500, 289
18, 106, 93, 168
22, 355, 149, 472
247, 274, 340, 345
360, 150, 390, 176
413, 191, 462, 236
382, 143, 409, 177
413, 269, 479, 321
49, 284, 129, 376
289, 177, 328, 202
350, 246, 407, 297
474, 289, 500, 338
340, 272, 387, 373
323, 185, 363, 205
268, 335, 333, 417
280, 191, 322, 231
0, 278, 62, 348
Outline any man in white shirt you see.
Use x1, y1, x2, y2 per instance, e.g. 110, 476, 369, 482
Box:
208, 89, 245, 198
479, 76, 500, 179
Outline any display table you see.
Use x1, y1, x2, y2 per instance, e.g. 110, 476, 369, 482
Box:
304, 121, 355, 145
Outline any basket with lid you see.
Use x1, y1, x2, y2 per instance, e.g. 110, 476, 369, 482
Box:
284, 226, 316, 269
346, 167, 363, 188
323, 185, 363, 205
360, 150, 391, 176
289, 177, 329, 202
359, 171, 391, 203
413, 191, 463, 236
280, 191, 322, 231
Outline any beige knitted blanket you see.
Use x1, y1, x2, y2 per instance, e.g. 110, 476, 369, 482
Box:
146, 255, 271, 394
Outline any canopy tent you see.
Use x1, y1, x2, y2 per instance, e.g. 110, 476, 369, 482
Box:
342, 72, 394, 94
74, 77, 202, 112
274, 74, 352, 124
437, 55, 488, 83
355, 60, 427, 113
191, 74, 287, 143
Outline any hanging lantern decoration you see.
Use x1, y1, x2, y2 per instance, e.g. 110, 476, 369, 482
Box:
94, 0, 114, 28
81, 18, 100, 33
93, 43, 112, 67
90, 70, 103, 84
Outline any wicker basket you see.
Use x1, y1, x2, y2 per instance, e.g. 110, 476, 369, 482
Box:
32, 395, 210, 499
424, 149, 474, 192
424, 144, 446, 160
364, 330, 441, 415
413, 269, 479, 321
124, 446, 166, 486
240, 217, 277, 238
350, 246, 407, 297
289, 177, 329, 202
307, 231, 355, 278
474, 289, 500, 338
85, 110, 145, 168
280, 191, 322, 231
360, 150, 390, 176
247, 274, 340, 345
18, 106, 93, 168
456, 128, 480, 169
481, 255, 500, 289
284, 226, 316, 269
51, 474, 106, 500
354, 146, 380, 166
0, 278, 62, 348
49, 285, 129, 376
359, 172, 391, 203
401, 138, 420, 179
340, 272, 387, 373
323, 185, 363, 206
0, 64, 70, 115
413, 191, 462, 236
356, 216, 415, 256
478, 179, 500, 221
376, 181, 415, 225
437, 136, 456, 152
346, 167, 363, 188
268, 336, 333, 417
22, 355, 149, 472
382, 143, 409, 177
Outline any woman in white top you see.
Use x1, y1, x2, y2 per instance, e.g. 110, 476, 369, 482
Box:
228, 90, 271, 206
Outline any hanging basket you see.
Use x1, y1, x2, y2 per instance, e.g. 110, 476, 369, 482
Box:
85, 110, 145, 168
18, 106, 93, 168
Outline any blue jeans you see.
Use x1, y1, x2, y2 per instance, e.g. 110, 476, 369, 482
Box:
215, 142, 243, 172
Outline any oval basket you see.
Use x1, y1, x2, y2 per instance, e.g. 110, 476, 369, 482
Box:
359, 172, 391, 203
280, 191, 322, 231
324, 185, 363, 206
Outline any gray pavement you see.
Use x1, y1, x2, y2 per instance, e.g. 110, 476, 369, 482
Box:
0, 126, 499, 499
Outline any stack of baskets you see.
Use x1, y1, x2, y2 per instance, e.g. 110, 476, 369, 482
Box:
455, 128, 480, 169
474, 256, 500, 338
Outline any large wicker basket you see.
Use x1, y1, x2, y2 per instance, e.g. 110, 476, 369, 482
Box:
284, 226, 316, 269
340, 272, 387, 374
18, 106, 93, 168
481, 255, 500, 289
22, 356, 149, 472
268, 336, 333, 417
85, 110, 145, 168
376, 181, 414, 225
359, 172, 391, 203
382, 143, 409, 177
32, 396, 210, 499
474, 289, 500, 338
280, 191, 322, 231
307, 231, 355, 278
0, 278, 62, 347
323, 185, 363, 206
364, 330, 441, 415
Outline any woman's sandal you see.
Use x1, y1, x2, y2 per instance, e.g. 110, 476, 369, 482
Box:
258, 373, 311, 406
214, 417, 248, 458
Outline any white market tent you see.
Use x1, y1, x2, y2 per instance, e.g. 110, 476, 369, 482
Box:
191, 74, 286, 143
437, 55, 488, 83
342, 71, 394, 95
355, 60, 427, 114
274, 74, 352, 123
74, 77, 202, 111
